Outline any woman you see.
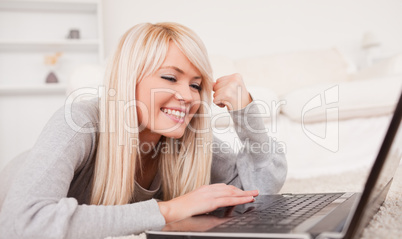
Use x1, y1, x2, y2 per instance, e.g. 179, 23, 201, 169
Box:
0, 22, 287, 238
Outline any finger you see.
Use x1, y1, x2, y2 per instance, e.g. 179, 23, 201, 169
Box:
208, 183, 235, 188
212, 90, 229, 103
229, 189, 259, 197
212, 87, 230, 97
207, 184, 258, 196
227, 185, 243, 191
213, 89, 235, 109
213, 183, 228, 186
227, 186, 259, 197
217, 189, 257, 198
215, 75, 231, 84
212, 94, 225, 105
213, 91, 236, 106
211, 186, 258, 198
215, 73, 243, 86
214, 196, 255, 208
213, 98, 231, 109
213, 77, 232, 91
207, 184, 241, 193
197, 183, 236, 194
213, 81, 232, 93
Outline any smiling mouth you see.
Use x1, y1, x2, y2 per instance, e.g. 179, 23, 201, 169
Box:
160, 107, 186, 121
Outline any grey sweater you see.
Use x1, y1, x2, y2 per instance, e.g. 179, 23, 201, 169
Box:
0, 99, 287, 239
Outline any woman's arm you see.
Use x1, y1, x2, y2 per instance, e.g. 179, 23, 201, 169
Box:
211, 100, 287, 194
0, 101, 165, 239
157, 184, 258, 223
156, 74, 287, 224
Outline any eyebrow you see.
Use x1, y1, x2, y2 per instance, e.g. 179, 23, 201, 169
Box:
160, 66, 202, 80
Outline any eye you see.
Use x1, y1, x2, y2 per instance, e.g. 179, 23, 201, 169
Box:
161, 76, 176, 82
190, 84, 202, 92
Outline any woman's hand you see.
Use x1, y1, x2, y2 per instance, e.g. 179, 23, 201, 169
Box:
157, 183, 259, 223
213, 73, 252, 111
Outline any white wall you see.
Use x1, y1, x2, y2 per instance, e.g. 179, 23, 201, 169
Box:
103, 0, 402, 65
1, 0, 401, 171
0, 1, 102, 170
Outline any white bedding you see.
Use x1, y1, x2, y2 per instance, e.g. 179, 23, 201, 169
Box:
213, 114, 393, 179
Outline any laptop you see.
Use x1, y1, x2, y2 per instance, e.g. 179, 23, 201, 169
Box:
146, 91, 402, 239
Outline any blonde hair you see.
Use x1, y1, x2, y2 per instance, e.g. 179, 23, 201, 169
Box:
91, 22, 214, 205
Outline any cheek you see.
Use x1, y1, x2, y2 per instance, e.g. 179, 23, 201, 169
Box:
135, 85, 152, 125
188, 94, 202, 117
136, 102, 149, 126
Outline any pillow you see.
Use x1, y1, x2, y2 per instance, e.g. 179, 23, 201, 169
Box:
233, 48, 350, 96
280, 75, 402, 123
351, 54, 402, 81
211, 86, 279, 128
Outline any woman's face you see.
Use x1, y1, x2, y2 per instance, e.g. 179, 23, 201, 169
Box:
136, 42, 202, 139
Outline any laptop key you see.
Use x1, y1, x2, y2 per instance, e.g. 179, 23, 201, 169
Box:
212, 193, 344, 232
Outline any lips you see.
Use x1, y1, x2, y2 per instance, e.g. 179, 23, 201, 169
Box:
160, 107, 186, 120
161, 108, 186, 123
164, 106, 187, 113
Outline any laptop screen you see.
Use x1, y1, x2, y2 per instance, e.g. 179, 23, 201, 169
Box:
345, 92, 402, 238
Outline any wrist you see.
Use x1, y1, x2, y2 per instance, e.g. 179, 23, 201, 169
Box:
235, 92, 252, 111
242, 92, 252, 108
157, 201, 172, 223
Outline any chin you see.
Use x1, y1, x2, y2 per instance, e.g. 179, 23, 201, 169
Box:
162, 129, 186, 139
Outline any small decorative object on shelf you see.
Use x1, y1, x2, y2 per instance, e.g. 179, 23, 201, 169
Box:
44, 52, 62, 84
67, 29, 80, 39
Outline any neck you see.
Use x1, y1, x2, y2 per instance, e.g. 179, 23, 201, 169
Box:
136, 129, 162, 186
139, 127, 161, 142
138, 128, 162, 161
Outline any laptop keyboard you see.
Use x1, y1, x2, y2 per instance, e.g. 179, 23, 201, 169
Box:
214, 193, 343, 231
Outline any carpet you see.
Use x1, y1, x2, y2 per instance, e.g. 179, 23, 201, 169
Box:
108, 165, 402, 239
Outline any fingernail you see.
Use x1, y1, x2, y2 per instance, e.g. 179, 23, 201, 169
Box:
251, 196, 255, 201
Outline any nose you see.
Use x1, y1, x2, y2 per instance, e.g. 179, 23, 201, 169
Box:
174, 85, 193, 103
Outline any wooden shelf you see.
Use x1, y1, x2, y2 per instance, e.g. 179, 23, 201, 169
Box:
0, 0, 98, 13
0, 0, 103, 93
0, 39, 99, 51
0, 84, 67, 95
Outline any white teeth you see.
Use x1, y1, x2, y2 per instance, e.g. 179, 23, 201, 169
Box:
162, 108, 185, 118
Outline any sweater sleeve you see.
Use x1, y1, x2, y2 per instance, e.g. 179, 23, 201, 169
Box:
210, 100, 287, 194
0, 101, 165, 239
